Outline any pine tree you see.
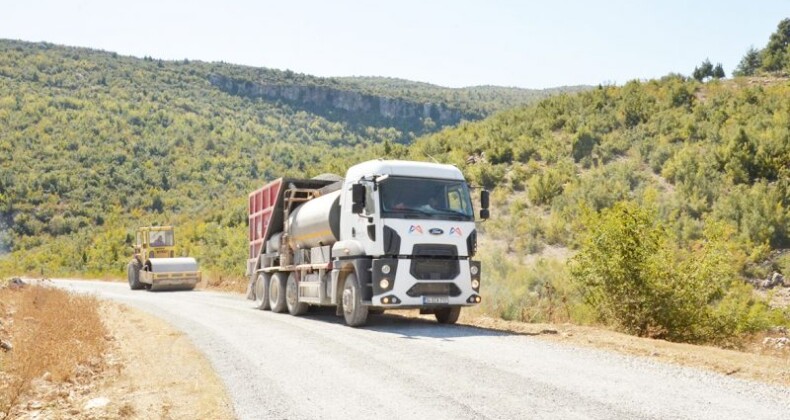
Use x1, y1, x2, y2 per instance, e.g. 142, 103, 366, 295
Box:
712, 63, 725, 79
734, 47, 761, 76
762, 18, 790, 71
692, 59, 714, 81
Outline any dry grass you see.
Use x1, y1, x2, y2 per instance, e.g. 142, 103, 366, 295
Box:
200, 271, 247, 293
0, 285, 107, 419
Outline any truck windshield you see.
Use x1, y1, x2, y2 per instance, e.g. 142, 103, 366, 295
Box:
380, 177, 474, 221
149, 230, 175, 247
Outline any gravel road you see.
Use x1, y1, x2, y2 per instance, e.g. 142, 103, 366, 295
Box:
56, 280, 790, 420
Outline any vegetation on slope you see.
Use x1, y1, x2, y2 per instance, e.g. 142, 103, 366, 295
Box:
0, 39, 553, 281
0, 39, 381, 279
410, 74, 790, 342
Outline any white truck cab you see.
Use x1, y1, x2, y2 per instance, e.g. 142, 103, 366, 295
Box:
333, 160, 487, 325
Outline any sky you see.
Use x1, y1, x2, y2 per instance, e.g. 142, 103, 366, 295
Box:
1, 0, 788, 89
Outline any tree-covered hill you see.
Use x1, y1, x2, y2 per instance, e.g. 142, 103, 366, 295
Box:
408, 74, 789, 341
412, 74, 789, 252
0, 38, 569, 279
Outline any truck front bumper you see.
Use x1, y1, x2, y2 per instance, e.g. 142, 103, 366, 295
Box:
369, 258, 481, 308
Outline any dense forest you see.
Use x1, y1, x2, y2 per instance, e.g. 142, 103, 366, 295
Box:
1, 17, 789, 345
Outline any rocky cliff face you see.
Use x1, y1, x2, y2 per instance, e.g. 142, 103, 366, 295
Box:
208, 74, 467, 133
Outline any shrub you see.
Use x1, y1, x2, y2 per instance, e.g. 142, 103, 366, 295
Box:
465, 163, 506, 190
528, 170, 564, 206
570, 201, 786, 344
476, 247, 589, 323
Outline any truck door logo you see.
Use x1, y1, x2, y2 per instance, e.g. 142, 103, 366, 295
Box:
429, 228, 444, 235
450, 227, 463, 236
409, 225, 424, 234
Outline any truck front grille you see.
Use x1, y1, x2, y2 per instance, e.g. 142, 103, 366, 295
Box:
410, 258, 460, 280
412, 244, 457, 257
406, 282, 462, 297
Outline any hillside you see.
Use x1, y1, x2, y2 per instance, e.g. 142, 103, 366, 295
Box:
412, 75, 789, 248
338, 76, 590, 116
409, 74, 790, 340
0, 39, 564, 280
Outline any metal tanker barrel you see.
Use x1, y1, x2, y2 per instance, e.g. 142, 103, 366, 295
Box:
287, 190, 341, 249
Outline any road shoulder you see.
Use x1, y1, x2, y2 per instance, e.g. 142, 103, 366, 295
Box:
92, 301, 235, 419
459, 314, 790, 387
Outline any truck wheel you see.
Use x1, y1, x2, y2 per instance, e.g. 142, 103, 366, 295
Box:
127, 261, 143, 290
269, 272, 288, 313
435, 307, 461, 324
286, 273, 308, 316
341, 273, 368, 327
254, 274, 271, 310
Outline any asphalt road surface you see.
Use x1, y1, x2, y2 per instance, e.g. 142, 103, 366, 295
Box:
56, 280, 790, 420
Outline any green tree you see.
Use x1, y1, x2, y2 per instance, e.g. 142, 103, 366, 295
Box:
570, 202, 666, 336
571, 131, 598, 162
692, 59, 714, 82
762, 18, 790, 71
734, 47, 761, 76
712, 63, 725, 79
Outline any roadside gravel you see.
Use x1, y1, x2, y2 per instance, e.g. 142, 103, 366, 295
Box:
56, 280, 790, 420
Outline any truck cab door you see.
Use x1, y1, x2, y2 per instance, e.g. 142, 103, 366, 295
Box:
343, 181, 381, 256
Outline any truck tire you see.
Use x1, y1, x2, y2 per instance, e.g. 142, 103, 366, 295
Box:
254, 274, 271, 310
269, 272, 288, 313
341, 273, 368, 327
127, 260, 144, 290
286, 273, 308, 316
435, 307, 461, 324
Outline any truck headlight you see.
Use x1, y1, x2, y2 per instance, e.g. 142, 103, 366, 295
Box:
381, 264, 391, 274
472, 279, 479, 289
470, 265, 479, 275
379, 279, 390, 289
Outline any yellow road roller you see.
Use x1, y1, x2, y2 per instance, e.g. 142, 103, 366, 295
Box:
127, 226, 201, 291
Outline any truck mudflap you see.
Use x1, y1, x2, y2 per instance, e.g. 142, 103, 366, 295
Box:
368, 258, 481, 308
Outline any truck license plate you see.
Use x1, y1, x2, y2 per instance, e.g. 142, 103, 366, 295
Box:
423, 296, 449, 304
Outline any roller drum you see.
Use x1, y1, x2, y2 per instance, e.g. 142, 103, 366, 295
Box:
147, 257, 201, 291
149, 257, 199, 272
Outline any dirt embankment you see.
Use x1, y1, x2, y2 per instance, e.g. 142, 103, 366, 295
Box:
1, 282, 233, 419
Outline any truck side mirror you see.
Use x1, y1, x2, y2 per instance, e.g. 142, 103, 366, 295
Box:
480, 190, 490, 220
351, 184, 365, 214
